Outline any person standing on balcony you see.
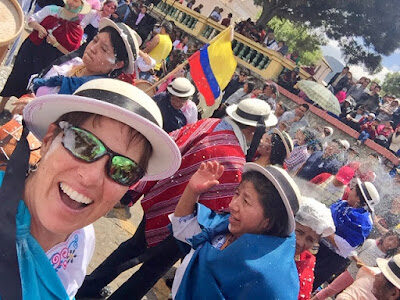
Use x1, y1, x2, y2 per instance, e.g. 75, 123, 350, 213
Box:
328, 66, 349, 94
143, 21, 173, 74
193, 4, 203, 13
221, 13, 232, 26
263, 29, 278, 50
210, 7, 223, 22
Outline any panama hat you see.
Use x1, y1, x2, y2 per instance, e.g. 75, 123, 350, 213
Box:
64, 0, 91, 14
167, 77, 195, 98
243, 163, 301, 235
23, 78, 181, 181
226, 98, 278, 127
356, 178, 380, 213
377, 255, 400, 289
99, 18, 141, 74
339, 139, 350, 150
271, 128, 293, 158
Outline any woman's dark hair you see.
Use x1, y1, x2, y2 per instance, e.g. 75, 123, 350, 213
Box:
377, 230, 400, 258
241, 171, 288, 237
246, 81, 255, 93
52, 112, 152, 172
270, 133, 287, 166
99, 26, 129, 77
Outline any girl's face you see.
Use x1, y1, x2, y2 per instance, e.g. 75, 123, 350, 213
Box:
66, 0, 82, 10
102, 2, 117, 16
25, 116, 147, 236
347, 187, 362, 208
228, 180, 269, 237
295, 130, 306, 145
382, 235, 400, 252
294, 222, 320, 256
83, 32, 124, 75
257, 133, 272, 156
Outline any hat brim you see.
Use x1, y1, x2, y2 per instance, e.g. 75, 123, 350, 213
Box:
226, 104, 278, 127
243, 163, 301, 235
357, 178, 374, 213
23, 94, 181, 181
167, 85, 195, 98
99, 18, 141, 74
272, 128, 293, 159
377, 258, 400, 289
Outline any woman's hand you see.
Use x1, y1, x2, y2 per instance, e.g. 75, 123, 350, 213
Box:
46, 34, 58, 46
188, 161, 224, 195
11, 95, 35, 115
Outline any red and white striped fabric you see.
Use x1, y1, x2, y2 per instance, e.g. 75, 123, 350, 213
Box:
130, 118, 246, 247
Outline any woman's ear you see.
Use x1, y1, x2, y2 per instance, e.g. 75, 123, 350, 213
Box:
40, 123, 59, 157
261, 218, 270, 232
114, 61, 124, 70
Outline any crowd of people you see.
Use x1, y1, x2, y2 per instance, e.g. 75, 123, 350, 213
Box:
0, 0, 399, 299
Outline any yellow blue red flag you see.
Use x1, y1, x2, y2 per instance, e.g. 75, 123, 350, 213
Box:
188, 26, 237, 106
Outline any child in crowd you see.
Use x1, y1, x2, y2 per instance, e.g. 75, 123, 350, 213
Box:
313, 230, 400, 299
170, 161, 302, 299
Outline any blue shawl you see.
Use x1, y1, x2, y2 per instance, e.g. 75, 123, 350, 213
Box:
33, 75, 105, 95
330, 200, 372, 247
176, 205, 300, 300
0, 172, 69, 299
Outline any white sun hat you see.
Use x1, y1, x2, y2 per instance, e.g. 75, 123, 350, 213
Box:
23, 78, 181, 181
243, 163, 302, 235
295, 196, 335, 237
167, 77, 196, 98
99, 18, 142, 74
226, 98, 278, 127
377, 254, 400, 289
356, 179, 380, 213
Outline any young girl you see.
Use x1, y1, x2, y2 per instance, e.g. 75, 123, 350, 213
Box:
170, 161, 302, 299
313, 230, 400, 299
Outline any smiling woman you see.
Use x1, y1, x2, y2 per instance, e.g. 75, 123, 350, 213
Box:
0, 78, 181, 299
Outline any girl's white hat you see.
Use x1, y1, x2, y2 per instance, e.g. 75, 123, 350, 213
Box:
23, 78, 181, 181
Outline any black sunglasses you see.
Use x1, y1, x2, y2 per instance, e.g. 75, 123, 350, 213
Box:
60, 123, 145, 186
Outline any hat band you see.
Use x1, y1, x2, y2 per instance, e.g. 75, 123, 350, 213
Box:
116, 23, 137, 60
264, 166, 299, 214
75, 89, 158, 125
236, 107, 268, 122
388, 260, 400, 279
168, 85, 191, 96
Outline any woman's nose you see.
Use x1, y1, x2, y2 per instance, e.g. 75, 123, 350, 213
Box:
77, 156, 108, 187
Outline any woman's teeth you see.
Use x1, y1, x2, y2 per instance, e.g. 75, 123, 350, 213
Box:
60, 182, 93, 205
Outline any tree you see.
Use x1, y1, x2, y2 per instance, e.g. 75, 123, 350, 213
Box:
253, 0, 400, 73
268, 17, 324, 65
382, 72, 400, 97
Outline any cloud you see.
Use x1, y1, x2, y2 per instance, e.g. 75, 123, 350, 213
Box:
348, 65, 391, 82
394, 49, 400, 54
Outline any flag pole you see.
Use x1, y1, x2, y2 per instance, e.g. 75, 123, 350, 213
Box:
143, 26, 233, 94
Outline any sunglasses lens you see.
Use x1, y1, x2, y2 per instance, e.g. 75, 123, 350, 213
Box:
63, 127, 106, 161
110, 156, 144, 185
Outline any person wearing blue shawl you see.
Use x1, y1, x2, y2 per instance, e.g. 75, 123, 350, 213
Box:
312, 178, 380, 291
0, 79, 181, 299
169, 161, 302, 299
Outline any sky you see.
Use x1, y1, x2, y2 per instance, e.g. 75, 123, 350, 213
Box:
322, 40, 400, 82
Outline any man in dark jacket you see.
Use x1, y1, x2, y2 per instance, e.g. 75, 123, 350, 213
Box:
328, 66, 349, 92
221, 69, 249, 102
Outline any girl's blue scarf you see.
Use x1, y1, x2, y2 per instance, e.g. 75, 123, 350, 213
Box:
33, 74, 105, 95
175, 204, 300, 300
330, 200, 372, 247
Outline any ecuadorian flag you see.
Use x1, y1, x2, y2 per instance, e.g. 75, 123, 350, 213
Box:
189, 26, 237, 106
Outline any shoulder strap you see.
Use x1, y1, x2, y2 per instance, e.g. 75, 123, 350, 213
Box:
0, 123, 30, 299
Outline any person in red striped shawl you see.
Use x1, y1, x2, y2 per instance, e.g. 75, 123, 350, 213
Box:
77, 98, 278, 299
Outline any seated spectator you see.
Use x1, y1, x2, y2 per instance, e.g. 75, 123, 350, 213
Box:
357, 119, 379, 144
221, 69, 249, 102
359, 113, 376, 126
358, 84, 381, 113
377, 99, 399, 121
344, 105, 366, 131
153, 77, 196, 133
310, 165, 355, 206
263, 29, 278, 50
258, 82, 278, 110
172, 35, 189, 53
285, 128, 316, 174
277, 40, 289, 55
312, 179, 380, 291
193, 4, 203, 13
221, 13, 232, 26
316, 232, 400, 300
254, 128, 293, 167
278, 103, 309, 136
389, 125, 400, 156
294, 197, 336, 300
278, 68, 300, 94
170, 161, 302, 299
297, 139, 344, 181
347, 77, 370, 103
374, 120, 394, 148
339, 98, 355, 119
